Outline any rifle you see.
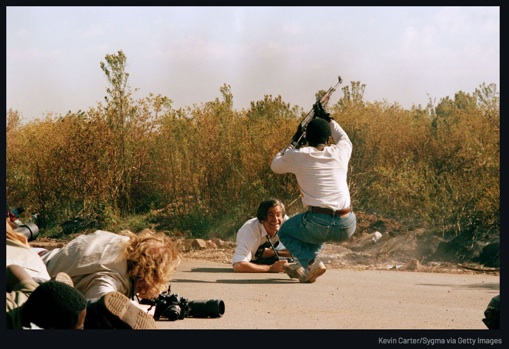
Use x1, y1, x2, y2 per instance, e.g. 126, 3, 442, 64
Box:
281, 76, 342, 155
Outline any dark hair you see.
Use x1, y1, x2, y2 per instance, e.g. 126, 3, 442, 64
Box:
256, 198, 286, 222
22, 280, 88, 329
306, 118, 331, 146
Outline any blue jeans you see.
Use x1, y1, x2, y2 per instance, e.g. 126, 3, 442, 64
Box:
278, 210, 357, 268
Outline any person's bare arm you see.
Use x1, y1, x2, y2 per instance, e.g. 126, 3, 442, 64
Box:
258, 245, 293, 259
6, 264, 34, 292
233, 260, 288, 273
276, 249, 293, 258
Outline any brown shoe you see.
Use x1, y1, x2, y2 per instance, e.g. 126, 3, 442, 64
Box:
94, 292, 157, 329
52, 272, 74, 287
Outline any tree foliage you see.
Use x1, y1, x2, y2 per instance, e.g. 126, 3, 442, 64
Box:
6, 52, 499, 243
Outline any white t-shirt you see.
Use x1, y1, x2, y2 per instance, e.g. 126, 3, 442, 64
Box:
271, 120, 352, 210
231, 217, 288, 265
41, 230, 131, 300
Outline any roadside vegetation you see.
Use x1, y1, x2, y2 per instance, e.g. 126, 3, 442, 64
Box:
6, 50, 499, 264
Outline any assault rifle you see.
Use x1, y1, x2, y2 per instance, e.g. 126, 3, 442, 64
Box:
281, 76, 342, 155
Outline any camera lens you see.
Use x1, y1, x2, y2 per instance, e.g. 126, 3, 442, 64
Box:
14, 222, 39, 242
163, 305, 181, 321
188, 300, 225, 318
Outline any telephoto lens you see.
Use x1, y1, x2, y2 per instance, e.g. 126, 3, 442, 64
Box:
188, 299, 225, 318
14, 222, 39, 242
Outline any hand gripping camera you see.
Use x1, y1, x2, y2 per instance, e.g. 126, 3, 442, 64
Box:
139, 287, 225, 321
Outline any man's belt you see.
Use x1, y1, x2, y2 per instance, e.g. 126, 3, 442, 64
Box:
309, 206, 351, 217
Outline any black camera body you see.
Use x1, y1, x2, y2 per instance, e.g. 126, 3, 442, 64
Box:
153, 293, 189, 321
251, 239, 294, 265
141, 289, 225, 321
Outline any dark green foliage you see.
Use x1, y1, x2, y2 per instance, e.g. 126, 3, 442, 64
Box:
474, 240, 500, 268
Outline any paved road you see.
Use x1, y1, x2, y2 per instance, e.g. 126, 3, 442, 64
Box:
139, 259, 499, 330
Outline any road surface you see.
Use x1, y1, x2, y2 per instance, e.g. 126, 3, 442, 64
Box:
139, 259, 500, 330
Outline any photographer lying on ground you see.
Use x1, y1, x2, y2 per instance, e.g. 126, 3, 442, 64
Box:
231, 198, 304, 278
40, 229, 181, 302
6, 219, 159, 329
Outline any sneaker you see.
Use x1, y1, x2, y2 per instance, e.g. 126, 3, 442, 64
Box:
284, 262, 305, 279
96, 291, 157, 329
52, 272, 74, 287
299, 259, 326, 283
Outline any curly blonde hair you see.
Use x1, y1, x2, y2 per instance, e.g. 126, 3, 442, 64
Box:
120, 229, 181, 295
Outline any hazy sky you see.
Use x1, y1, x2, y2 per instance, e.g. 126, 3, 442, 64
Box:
6, 6, 500, 121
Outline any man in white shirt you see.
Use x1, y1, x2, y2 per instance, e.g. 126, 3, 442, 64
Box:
271, 115, 357, 283
232, 198, 303, 278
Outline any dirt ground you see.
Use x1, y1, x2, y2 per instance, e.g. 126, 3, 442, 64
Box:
178, 212, 500, 276
180, 238, 493, 275
31, 212, 499, 277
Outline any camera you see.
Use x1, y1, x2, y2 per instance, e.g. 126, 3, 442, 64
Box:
14, 222, 39, 242
140, 288, 225, 321
154, 293, 188, 321
252, 239, 294, 265
7, 202, 39, 242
